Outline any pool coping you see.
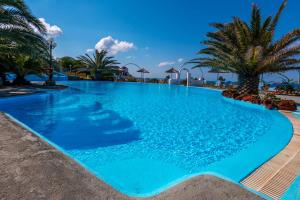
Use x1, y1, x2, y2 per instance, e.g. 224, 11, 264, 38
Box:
241, 111, 300, 200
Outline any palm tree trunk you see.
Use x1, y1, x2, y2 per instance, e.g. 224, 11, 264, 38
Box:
13, 74, 29, 85
237, 74, 260, 95
0, 73, 6, 86
95, 71, 102, 80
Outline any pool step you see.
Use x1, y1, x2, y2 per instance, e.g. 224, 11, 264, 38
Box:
241, 111, 300, 200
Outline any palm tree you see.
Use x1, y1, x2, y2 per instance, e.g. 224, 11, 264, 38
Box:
77, 50, 119, 80
0, 0, 48, 84
192, 0, 300, 95
0, 0, 47, 54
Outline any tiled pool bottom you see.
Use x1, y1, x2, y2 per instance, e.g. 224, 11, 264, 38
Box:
0, 81, 293, 197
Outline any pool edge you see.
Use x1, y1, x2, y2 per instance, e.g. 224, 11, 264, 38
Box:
241, 111, 300, 200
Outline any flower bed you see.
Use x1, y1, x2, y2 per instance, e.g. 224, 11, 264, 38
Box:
277, 100, 297, 111
222, 89, 297, 111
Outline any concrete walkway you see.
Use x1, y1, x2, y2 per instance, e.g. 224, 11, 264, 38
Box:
0, 113, 262, 200
277, 95, 300, 104
0, 84, 67, 97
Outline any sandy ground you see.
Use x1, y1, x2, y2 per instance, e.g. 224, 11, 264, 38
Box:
0, 113, 264, 200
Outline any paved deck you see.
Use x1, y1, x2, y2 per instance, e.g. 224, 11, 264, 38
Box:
0, 85, 67, 97
277, 95, 300, 104
241, 111, 300, 200
0, 113, 263, 200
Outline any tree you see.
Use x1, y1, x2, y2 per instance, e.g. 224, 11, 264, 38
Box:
59, 56, 81, 72
0, 54, 46, 85
77, 50, 119, 80
14, 56, 45, 85
192, 0, 300, 95
0, 0, 48, 84
0, 0, 47, 54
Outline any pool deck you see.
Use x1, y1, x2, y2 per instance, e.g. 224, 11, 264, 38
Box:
277, 95, 300, 104
0, 84, 68, 97
242, 111, 300, 200
0, 112, 263, 200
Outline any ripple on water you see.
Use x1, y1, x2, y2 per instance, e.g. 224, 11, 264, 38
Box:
0, 82, 284, 196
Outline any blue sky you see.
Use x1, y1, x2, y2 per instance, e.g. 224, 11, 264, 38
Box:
25, 0, 300, 81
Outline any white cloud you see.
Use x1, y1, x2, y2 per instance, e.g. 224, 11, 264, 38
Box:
39, 18, 62, 38
126, 56, 136, 60
158, 61, 175, 67
178, 58, 184, 63
158, 58, 184, 67
86, 48, 94, 53
95, 36, 134, 55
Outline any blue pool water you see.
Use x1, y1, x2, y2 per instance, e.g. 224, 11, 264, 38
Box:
0, 81, 293, 196
281, 174, 300, 200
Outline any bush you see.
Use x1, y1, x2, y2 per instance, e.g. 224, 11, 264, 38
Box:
222, 89, 239, 98
180, 80, 187, 86
262, 93, 281, 109
277, 100, 297, 111
275, 83, 295, 94
148, 78, 159, 83
125, 77, 138, 82
222, 89, 297, 111
241, 95, 261, 104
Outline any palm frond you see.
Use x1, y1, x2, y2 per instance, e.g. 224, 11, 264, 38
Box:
77, 50, 120, 76
269, 0, 287, 35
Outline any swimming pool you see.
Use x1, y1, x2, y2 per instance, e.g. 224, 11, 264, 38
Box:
0, 81, 292, 197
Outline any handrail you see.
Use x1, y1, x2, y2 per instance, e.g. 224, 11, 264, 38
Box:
176, 62, 192, 86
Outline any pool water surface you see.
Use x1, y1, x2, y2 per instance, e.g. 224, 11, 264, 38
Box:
0, 81, 292, 196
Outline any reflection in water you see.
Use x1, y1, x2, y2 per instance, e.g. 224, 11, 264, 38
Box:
1, 92, 141, 150
46, 100, 140, 150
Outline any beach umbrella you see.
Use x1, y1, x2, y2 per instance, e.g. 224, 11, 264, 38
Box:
137, 68, 150, 82
165, 67, 179, 79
